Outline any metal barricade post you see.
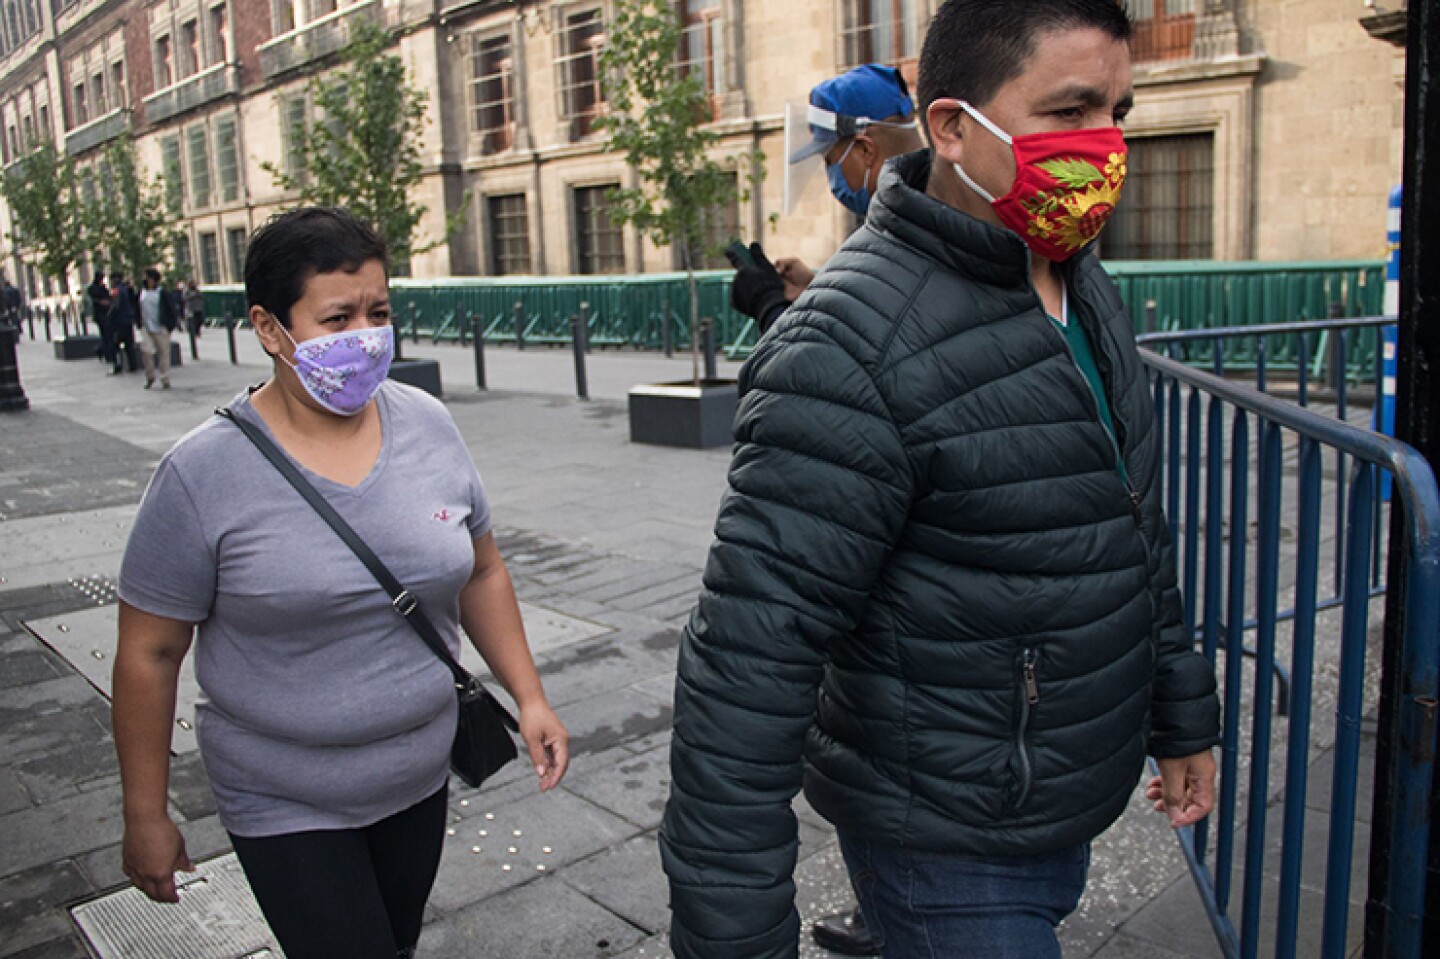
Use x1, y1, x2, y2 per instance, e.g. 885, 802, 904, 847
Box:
570, 311, 589, 400
471, 313, 486, 390
225, 312, 237, 365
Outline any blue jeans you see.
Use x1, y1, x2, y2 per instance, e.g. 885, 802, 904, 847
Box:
839, 833, 1089, 959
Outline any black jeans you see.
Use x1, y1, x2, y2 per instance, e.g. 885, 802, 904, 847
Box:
229, 787, 447, 959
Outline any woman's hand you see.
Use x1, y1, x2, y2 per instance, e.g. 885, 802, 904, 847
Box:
1144, 750, 1217, 828
517, 700, 569, 792
122, 814, 194, 903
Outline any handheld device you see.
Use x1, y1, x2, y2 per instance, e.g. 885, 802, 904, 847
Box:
724, 239, 755, 270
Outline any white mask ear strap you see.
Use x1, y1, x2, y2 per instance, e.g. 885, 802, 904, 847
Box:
958, 100, 1013, 145
953, 161, 997, 205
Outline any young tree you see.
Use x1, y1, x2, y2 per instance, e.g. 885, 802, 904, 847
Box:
263, 19, 464, 273
596, 0, 757, 383
94, 134, 175, 283
1, 141, 87, 302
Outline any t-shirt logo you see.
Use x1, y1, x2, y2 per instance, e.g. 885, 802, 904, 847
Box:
432, 508, 452, 522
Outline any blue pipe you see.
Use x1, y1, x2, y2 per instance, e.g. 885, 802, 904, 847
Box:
1215, 410, 1249, 915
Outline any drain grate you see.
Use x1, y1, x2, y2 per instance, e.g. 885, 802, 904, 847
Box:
71, 854, 282, 959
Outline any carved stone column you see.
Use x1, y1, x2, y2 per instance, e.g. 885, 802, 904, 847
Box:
1193, 0, 1241, 60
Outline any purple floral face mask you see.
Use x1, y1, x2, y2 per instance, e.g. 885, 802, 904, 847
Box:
279, 323, 394, 416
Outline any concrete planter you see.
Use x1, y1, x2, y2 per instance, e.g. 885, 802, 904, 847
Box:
53, 335, 103, 361
628, 379, 738, 449
388, 358, 442, 398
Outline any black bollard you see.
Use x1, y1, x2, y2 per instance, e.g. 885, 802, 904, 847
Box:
394, 322, 405, 361
701, 318, 718, 381
61, 307, 71, 339
226, 312, 238, 365
1143, 299, 1157, 336
570, 313, 589, 400
409, 304, 420, 344
579, 302, 592, 354
42, 307, 51, 342
26, 310, 34, 340
0, 317, 31, 412
471, 313, 487, 390
661, 298, 673, 357
188, 322, 199, 361
513, 301, 526, 351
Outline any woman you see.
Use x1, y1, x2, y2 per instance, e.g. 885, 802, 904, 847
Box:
113, 207, 569, 958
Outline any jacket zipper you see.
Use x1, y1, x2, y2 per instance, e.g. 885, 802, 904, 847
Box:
1011, 647, 1040, 810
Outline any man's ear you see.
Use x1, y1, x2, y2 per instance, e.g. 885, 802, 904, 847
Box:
926, 98, 966, 166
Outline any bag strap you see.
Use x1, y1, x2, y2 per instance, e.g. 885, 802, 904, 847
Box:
215, 407, 510, 727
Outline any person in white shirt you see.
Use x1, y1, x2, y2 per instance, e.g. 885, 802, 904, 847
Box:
137, 268, 179, 389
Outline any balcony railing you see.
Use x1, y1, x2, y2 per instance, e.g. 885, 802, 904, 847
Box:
142, 64, 240, 124
63, 108, 129, 157
258, 0, 381, 80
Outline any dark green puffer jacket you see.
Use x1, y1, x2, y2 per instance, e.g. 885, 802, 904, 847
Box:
660, 151, 1220, 959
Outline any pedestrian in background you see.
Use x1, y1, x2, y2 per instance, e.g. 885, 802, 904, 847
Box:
88, 273, 114, 368
183, 278, 205, 339
112, 207, 569, 959
137, 268, 178, 389
661, 2, 1219, 957
108, 272, 139, 375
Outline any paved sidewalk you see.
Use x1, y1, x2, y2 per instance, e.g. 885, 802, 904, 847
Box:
3, 331, 1233, 958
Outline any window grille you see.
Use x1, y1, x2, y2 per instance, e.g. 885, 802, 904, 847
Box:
282, 95, 308, 183
678, 0, 724, 110
1100, 133, 1213, 260
468, 32, 514, 154
187, 125, 212, 209
487, 194, 531, 275
226, 227, 248, 281
573, 184, 624, 274
199, 232, 221, 284
837, 0, 920, 72
160, 134, 184, 212
1124, 0, 1197, 62
556, 8, 605, 140
215, 116, 239, 203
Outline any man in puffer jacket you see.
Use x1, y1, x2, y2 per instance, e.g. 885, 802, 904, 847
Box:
660, 2, 1221, 957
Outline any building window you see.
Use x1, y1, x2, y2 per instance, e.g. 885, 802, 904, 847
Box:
215, 115, 239, 203
91, 70, 107, 115
468, 33, 514, 155
173, 235, 194, 282
282, 95, 308, 183
111, 62, 127, 108
154, 34, 174, 88
226, 227, 248, 281
160, 134, 184, 212
678, 0, 724, 108
179, 19, 200, 77
838, 0, 921, 74
311, 0, 337, 18
695, 173, 739, 269
208, 3, 230, 65
72, 82, 88, 125
573, 184, 623, 275
487, 194, 531, 275
556, 8, 604, 140
187, 125, 212, 209
1101, 133, 1213, 260
1123, 0, 1196, 63
272, 0, 296, 34
199, 232, 221, 284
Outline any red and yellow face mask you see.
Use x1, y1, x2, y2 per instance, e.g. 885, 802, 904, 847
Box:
952, 101, 1127, 262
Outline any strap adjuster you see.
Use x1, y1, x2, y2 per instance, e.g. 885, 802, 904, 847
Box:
392, 590, 419, 617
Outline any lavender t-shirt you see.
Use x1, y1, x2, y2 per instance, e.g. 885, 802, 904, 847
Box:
119, 381, 491, 837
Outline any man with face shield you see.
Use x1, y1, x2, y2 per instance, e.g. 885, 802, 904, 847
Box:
662, 3, 1221, 957
728, 65, 923, 337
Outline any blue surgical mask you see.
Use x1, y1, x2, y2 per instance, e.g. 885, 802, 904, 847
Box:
827, 140, 872, 216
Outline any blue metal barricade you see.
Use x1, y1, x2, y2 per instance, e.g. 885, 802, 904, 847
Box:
1140, 347, 1440, 958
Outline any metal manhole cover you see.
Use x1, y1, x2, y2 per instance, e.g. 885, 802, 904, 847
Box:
70, 853, 282, 958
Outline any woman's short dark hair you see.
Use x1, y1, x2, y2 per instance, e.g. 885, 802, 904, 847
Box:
244, 207, 389, 328
917, 0, 1132, 135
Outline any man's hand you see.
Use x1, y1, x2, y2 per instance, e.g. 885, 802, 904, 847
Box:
774, 258, 816, 302
729, 242, 790, 332
1144, 750, 1217, 828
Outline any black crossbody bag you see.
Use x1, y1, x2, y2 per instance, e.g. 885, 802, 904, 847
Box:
216, 408, 519, 789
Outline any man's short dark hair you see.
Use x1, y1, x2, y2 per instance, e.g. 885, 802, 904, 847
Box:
144, 268, 161, 285
244, 207, 389, 328
917, 0, 1132, 136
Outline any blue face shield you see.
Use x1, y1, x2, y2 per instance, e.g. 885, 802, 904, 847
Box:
827, 140, 872, 216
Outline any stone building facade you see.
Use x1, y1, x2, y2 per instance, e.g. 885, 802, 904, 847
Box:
0, 0, 1409, 296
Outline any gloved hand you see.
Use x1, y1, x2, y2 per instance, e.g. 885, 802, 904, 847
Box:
729, 242, 791, 333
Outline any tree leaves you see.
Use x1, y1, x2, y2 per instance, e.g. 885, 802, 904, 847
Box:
262, 19, 463, 272
0, 140, 86, 294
